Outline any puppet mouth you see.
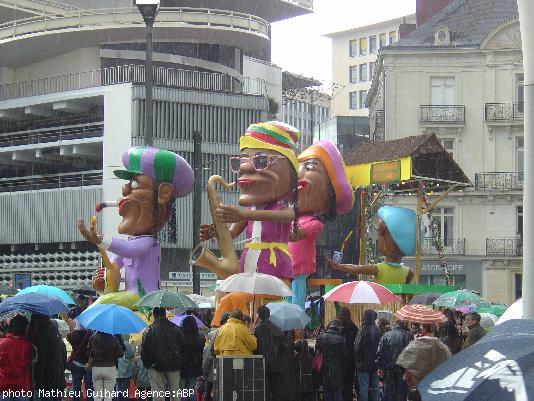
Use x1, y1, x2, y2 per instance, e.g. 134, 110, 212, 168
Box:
237, 178, 255, 186
297, 179, 310, 191
118, 198, 129, 213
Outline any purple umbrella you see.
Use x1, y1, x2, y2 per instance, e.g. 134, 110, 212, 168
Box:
170, 314, 206, 329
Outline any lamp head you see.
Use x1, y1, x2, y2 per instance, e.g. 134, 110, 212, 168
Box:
136, 0, 160, 23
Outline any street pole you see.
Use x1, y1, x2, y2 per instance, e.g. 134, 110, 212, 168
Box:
145, 19, 154, 147
518, 0, 534, 318
192, 131, 202, 294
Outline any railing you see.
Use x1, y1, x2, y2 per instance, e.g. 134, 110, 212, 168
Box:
474, 172, 524, 191
421, 238, 465, 255
0, 170, 102, 192
486, 238, 522, 256
0, 122, 103, 148
485, 102, 524, 122
0, 64, 266, 101
420, 105, 465, 124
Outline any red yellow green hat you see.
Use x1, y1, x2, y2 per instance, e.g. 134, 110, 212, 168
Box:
240, 121, 300, 171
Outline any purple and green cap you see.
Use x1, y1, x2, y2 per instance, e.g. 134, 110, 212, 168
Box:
114, 146, 194, 198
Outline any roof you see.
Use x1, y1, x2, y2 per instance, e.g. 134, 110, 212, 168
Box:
344, 134, 470, 185
391, 0, 518, 48
282, 71, 321, 91
324, 14, 415, 38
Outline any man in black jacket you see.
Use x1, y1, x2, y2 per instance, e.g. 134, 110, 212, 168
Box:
253, 305, 284, 401
316, 319, 347, 401
141, 307, 185, 401
376, 320, 413, 401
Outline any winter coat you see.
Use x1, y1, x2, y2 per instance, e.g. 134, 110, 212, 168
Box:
294, 348, 314, 393
117, 341, 136, 378
464, 325, 486, 349
141, 318, 185, 372
214, 318, 257, 356
396, 337, 451, 382
340, 321, 358, 371
133, 356, 151, 389
354, 323, 381, 371
376, 322, 413, 371
202, 329, 217, 382
30, 324, 67, 391
88, 332, 124, 368
316, 328, 346, 391
439, 320, 461, 354
277, 333, 296, 401
66, 329, 92, 365
0, 333, 33, 391
181, 331, 205, 378
254, 319, 284, 373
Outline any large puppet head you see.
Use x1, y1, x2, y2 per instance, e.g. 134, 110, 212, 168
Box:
376, 206, 419, 258
235, 121, 300, 208
113, 147, 194, 235
297, 140, 354, 218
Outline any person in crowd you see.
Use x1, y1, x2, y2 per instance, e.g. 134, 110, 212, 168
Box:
278, 330, 297, 401
376, 319, 413, 401
242, 315, 252, 328
439, 308, 461, 354
378, 318, 391, 336
336, 307, 358, 401
252, 305, 284, 401
316, 319, 346, 401
115, 335, 135, 401
26, 315, 67, 401
0, 315, 32, 399
417, 324, 434, 338
87, 331, 124, 401
463, 312, 486, 349
67, 325, 94, 401
410, 323, 421, 337
396, 336, 451, 401
202, 313, 231, 401
141, 307, 185, 401
354, 310, 381, 401
132, 345, 151, 401
180, 316, 205, 401
214, 310, 257, 356
69, 294, 90, 319
294, 339, 314, 401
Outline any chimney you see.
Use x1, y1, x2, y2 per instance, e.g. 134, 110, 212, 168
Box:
399, 16, 417, 39
416, 0, 454, 26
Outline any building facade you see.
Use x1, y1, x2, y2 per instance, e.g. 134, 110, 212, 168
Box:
366, 0, 522, 304
326, 14, 416, 118
0, 0, 313, 291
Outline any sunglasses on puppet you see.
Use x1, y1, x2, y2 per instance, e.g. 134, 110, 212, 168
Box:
230, 152, 286, 173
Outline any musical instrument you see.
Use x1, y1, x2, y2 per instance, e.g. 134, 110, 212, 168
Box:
90, 216, 120, 293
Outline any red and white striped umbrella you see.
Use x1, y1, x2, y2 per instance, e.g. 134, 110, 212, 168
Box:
395, 304, 447, 324
323, 281, 399, 304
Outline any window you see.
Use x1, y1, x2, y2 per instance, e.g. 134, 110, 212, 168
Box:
379, 33, 387, 48
517, 137, 524, 173
440, 139, 454, 159
359, 90, 367, 109
369, 62, 376, 80
359, 64, 368, 82
359, 38, 367, 56
515, 273, 522, 300
430, 207, 454, 247
518, 206, 523, 238
389, 31, 397, 44
349, 91, 357, 110
369, 36, 377, 54
349, 66, 358, 84
431, 76, 455, 105
349, 40, 358, 57
516, 73, 524, 111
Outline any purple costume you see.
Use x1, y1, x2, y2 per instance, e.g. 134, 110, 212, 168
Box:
240, 201, 293, 279
107, 235, 161, 294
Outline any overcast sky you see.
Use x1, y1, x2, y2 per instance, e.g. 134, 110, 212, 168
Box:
271, 0, 415, 86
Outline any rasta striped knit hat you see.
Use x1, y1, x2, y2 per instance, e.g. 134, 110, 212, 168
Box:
114, 146, 194, 198
240, 121, 300, 171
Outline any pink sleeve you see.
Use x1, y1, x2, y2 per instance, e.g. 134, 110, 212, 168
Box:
302, 218, 324, 237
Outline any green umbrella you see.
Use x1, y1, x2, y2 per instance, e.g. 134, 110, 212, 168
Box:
477, 303, 507, 317
134, 290, 198, 309
432, 290, 482, 308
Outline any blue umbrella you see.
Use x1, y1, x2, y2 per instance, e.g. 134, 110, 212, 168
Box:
17, 284, 75, 305
170, 314, 206, 329
266, 302, 311, 331
0, 292, 69, 316
76, 304, 147, 335
419, 319, 534, 401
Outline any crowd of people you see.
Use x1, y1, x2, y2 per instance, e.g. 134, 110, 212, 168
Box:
0, 291, 489, 401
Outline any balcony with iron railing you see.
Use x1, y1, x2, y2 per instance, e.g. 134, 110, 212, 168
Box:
486, 237, 522, 257
420, 105, 465, 125
0, 170, 102, 192
485, 102, 524, 123
0, 64, 266, 102
421, 237, 465, 255
474, 172, 524, 191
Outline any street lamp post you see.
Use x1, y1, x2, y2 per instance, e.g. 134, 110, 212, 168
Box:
136, 0, 160, 147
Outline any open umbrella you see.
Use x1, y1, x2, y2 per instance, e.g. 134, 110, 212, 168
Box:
409, 292, 443, 305
266, 302, 310, 331
323, 281, 398, 304
0, 292, 69, 316
433, 290, 482, 308
496, 298, 522, 325
90, 291, 140, 309
215, 273, 292, 297
395, 304, 447, 324
478, 303, 508, 317
419, 319, 534, 401
17, 285, 75, 305
135, 290, 198, 309
478, 313, 498, 330
170, 314, 206, 329
76, 304, 147, 335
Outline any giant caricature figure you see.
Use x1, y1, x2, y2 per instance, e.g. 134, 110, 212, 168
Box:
288, 140, 354, 308
78, 147, 194, 301
200, 121, 300, 283
327, 206, 417, 284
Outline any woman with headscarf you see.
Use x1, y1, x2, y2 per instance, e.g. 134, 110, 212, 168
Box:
354, 310, 381, 401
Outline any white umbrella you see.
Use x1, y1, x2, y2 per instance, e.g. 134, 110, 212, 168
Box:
478, 312, 498, 330
215, 272, 293, 297
496, 298, 522, 325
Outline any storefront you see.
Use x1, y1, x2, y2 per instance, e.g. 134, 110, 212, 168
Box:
418, 258, 482, 293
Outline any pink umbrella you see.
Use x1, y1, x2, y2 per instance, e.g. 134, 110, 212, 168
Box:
323, 281, 399, 304
395, 304, 447, 324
